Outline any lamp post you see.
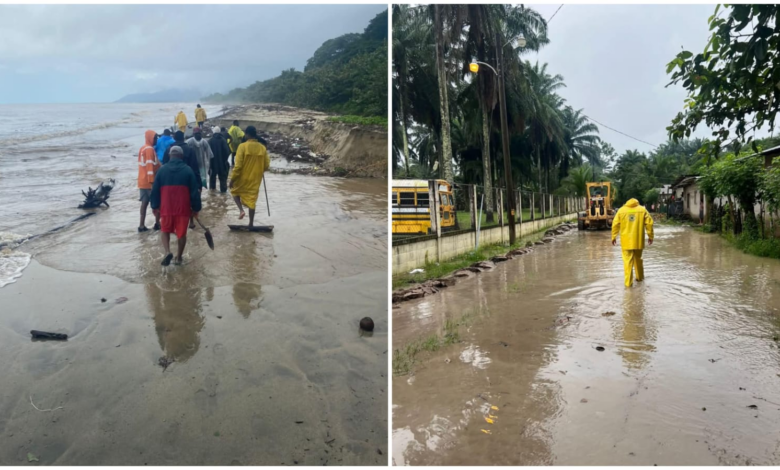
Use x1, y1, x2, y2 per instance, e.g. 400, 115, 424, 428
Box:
469, 33, 525, 246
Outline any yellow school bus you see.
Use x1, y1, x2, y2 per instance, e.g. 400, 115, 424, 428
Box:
392, 179, 456, 234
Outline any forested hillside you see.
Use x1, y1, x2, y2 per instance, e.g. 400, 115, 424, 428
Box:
203, 10, 387, 118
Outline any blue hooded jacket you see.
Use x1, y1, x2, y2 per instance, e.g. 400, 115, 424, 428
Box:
155, 134, 175, 160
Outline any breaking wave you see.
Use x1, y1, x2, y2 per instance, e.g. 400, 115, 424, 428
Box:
0, 115, 144, 147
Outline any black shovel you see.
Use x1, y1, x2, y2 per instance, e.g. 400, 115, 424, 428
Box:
194, 217, 215, 250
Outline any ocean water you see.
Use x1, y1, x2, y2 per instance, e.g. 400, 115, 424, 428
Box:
0, 102, 222, 286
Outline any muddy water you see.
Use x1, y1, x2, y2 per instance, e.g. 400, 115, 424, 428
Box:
0, 104, 387, 465
393, 226, 780, 466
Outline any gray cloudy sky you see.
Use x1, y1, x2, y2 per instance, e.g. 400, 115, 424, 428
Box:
529, 4, 749, 154
0, 4, 386, 104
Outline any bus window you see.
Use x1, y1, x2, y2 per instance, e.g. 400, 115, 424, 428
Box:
416, 192, 430, 207
399, 192, 415, 206
392, 192, 398, 205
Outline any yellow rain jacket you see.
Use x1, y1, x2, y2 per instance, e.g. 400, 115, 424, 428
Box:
612, 198, 654, 250
612, 198, 654, 287
230, 139, 270, 210
195, 107, 206, 123
175, 112, 188, 131
228, 125, 244, 154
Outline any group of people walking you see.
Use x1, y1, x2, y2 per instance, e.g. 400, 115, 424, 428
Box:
137, 109, 271, 266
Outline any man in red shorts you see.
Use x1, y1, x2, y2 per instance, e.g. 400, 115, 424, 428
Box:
150, 145, 202, 266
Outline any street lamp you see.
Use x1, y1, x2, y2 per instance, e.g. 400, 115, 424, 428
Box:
469, 33, 525, 246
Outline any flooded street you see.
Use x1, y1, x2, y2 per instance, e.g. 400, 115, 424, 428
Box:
0, 104, 387, 465
393, 225, 780, 466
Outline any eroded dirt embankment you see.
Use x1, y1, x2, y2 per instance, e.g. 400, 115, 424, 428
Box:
211, 104, 387, 178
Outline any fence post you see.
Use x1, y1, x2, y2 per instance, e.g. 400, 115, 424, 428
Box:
469, 184, 477, 230
429, 180, 442, 263
550, 194, 554, 218
531, 193, 535, 221
499, 189, 505, 244
518, 191, 523, 224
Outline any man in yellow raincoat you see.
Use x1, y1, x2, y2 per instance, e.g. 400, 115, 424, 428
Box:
229, 126, 270, 227
611, 198, 654, 287
195, 104, 207, 128
227, 120, 244, 167
175, 111, 188, 132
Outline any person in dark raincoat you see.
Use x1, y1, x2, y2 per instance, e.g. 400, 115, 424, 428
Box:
208, 126, 231, 193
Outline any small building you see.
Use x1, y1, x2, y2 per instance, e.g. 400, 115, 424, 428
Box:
670, 175, 705, 222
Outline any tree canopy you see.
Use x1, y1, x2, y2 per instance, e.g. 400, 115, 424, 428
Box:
393, 4, 606, 202
203, 10, 387, 117
667, 4, 780, 158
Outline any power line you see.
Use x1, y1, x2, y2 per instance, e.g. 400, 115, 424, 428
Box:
548, 4, 563, 23
583, 114, 659, 149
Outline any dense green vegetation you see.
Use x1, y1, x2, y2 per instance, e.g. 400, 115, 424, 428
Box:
667, 4, 780, 160
326, 115, 387, 126
204, 10, 387, 118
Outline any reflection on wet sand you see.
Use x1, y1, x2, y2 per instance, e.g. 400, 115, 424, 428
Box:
146, 285, 205, 362
230, 231, 266, 318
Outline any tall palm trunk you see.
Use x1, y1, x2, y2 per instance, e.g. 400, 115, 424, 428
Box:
482, 106, 494, 222
434, 5, 454, 182
398, 89, 411, 175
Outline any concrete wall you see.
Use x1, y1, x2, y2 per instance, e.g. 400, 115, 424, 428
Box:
682, 183, 706, 222
392, 213, 577, 274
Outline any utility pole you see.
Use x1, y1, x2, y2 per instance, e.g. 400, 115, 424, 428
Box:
496, 31, 517, 245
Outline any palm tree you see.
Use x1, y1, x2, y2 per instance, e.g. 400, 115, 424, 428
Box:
455, 5, 549, 220
393, 5, 429, 175
559, 163, 594, 198
432, 4, 456, 182
560, 107, 601, 177
524, 61, 566, 194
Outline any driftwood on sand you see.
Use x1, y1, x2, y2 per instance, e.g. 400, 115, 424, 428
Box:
79, 179, 115, 209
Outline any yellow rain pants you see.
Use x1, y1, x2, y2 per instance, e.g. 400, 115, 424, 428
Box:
612, 198, 654, 287
622, 249, 644, 287
230, 139, 270, 210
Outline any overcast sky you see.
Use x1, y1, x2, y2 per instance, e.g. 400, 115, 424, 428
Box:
528, 4, 764, 155
0, 4, 386, 105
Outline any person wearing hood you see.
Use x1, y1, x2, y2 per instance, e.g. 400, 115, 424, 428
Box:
151, 146, 202, 266
137, 130, 161, 232
611, 198, 654, 287
195, 104, 207, 128
227, 120, 244, 167
229, 126, 270, 227
208, 126, 230, 193
186, 127, 212, 189
175, 111, 188, 132
163, 131, 200, 179
164, 131, 202, 229
155, 129, 175, 161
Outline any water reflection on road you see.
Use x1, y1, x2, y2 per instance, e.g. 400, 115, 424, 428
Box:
393, 225, 780, 466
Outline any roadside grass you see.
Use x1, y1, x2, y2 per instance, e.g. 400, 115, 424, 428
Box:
729, 233, 780, 259
391, 227, 558, 290
392, 307, 486, 376
326, 115, 387, 126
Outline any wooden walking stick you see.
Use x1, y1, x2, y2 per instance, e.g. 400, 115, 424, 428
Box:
263, 174, 270, 217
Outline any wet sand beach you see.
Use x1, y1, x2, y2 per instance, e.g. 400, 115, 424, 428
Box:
0, 104, 388, 465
